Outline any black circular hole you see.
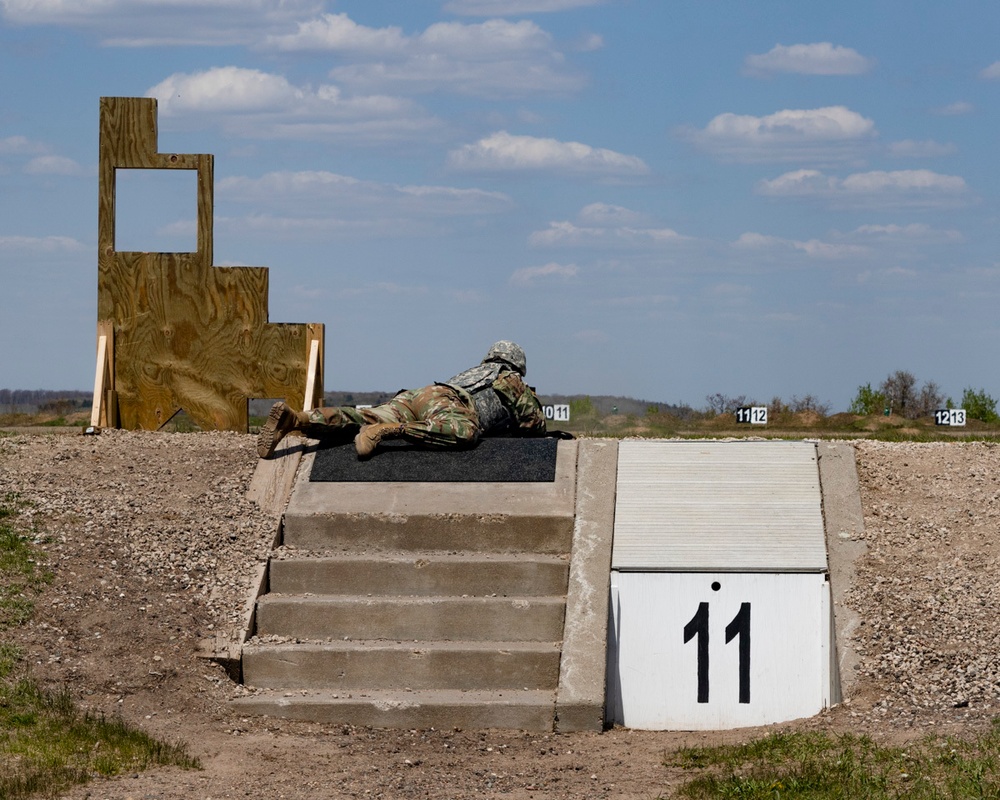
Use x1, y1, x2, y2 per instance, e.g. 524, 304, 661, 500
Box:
711, 581, 721, 591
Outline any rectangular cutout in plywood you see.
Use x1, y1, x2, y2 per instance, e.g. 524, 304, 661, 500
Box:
115, 168, 198, 253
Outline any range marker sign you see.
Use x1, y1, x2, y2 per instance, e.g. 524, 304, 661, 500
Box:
543, 404, 570, 422
934, 408, 966, 426
736, 406, 768, 425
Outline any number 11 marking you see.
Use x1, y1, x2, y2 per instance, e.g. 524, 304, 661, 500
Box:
683, 602, 751, 704
682, 602, 710, 703
725, 602, 751, 704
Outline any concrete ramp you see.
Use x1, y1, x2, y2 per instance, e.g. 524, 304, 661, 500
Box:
234, 437, 862, 732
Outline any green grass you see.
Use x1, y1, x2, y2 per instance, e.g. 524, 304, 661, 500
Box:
0, 495, 49, 629
0, 494, 200, 798
669, 726, 1000, 799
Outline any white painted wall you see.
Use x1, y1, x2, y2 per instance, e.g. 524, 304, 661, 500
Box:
607, 571, 831, 730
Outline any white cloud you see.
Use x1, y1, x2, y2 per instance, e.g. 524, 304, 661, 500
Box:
576, 33, 603, 52
215, 214, 394, 238
752, 168, 834, 194
0, 135, 48, 155
682, 106, 876, 163
0, 0, 321, 46
708, 107, 873, 139
151, 67, 304, 113
263, 14, 584, 97
264, 12, 407, 53
529, 221, 595, 245
146, 67, 441, 143
444, 0, 608, 13
23, 155, 92, 176
840, 170, 966, 193
211, 170, 514, 240
733, 232, 777, 248
268, 14, 547, 56
932, 101, 974, 116
848, 223, 963, 243
733, 232, 867, 259
217, 170, 513, 216
577, 202, 649, 226
793, 240, 867, 259
510, 261, 579, 286
529, 220, 683, 246
395, 183, 512, 211
755, 168, 970, 208
529, 202, 686, 247
329, 56, 583, 97
449, 131, 649, 176
980, 61, 1000, 80
745, 42, 874, 76
888, 139, 956, 158
0, 234, 86, 252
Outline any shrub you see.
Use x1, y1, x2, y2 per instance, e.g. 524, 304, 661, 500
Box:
961, 387, 999, 423
848, 383, 886, 416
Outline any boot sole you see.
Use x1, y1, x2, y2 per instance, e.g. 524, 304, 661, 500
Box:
258, 403, 290, 459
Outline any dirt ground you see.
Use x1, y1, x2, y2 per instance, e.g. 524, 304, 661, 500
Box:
2, 430, 1000, 799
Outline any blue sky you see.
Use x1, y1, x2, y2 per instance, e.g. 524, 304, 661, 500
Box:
2, 0, 999, 412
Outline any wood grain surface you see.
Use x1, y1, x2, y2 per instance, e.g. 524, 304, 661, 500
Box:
97, 97, 323, 431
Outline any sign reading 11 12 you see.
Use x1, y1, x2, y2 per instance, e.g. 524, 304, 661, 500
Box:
736, 406, 767, 425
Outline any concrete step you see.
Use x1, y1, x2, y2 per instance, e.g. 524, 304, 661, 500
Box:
255, 594, 566, 642
231, 688, 557, 731
268, 553, 570, 597
242, 640, 562, 691
282, 511, 574, 554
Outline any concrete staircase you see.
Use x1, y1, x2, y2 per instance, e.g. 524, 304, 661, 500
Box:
233, 439, 615, 731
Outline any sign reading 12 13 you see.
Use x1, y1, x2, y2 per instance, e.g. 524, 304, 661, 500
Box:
736, 406, 767, 425
934, 408, 966, 426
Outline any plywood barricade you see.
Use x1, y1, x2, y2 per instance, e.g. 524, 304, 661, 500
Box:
96, 96, 323, 432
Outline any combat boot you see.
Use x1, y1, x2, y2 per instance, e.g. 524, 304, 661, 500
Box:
354, 422, 406, 459
257, 401, 308, 458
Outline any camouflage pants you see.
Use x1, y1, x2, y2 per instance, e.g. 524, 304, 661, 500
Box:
309, 384, 480, 448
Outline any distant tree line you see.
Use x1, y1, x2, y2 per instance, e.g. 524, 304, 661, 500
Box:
849, 370, 998, 422
704, 393, 830, 417
541, 394, 694, 419
0, 389, 91, 414
7, 377, 998, 424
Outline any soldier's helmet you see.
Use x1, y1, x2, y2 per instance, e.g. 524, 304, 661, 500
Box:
483, 340, 527, 376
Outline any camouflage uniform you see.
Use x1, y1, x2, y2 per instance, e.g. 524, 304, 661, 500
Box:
308, 370, 545, 448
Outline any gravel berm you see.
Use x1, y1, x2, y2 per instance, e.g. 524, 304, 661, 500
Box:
1, 430, 999, 798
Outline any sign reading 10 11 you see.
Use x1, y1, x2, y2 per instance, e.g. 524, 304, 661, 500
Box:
736, 406, 767, 425
935, 408, 966, 426
543, 404, 570, 422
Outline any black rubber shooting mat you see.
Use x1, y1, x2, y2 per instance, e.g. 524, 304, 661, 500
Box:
308, 437, 559, 483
